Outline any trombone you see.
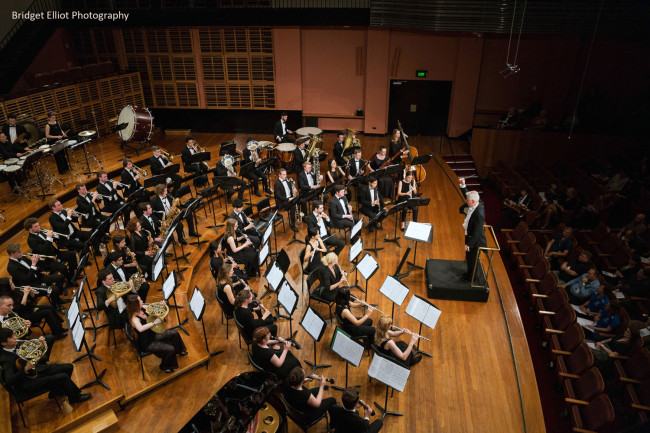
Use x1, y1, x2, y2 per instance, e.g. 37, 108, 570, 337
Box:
38, 229, 69, 239
160, 149, 175, 161
26, 253, 57, 260
133, 164, 148, 177
66, 208, 88, 218
391, 325, 431, 341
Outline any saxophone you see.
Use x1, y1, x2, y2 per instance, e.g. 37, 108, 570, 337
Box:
159, 197, 181, 240
147, 231, 159, 257
125, 246, 142, 274
288, 178, 300, 223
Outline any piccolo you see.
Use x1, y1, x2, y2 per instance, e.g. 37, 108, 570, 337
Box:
350, 295, 384, 314
306, 374, 335, 384
391, 325, 431, 341
20, 286, 53, 294
39, 229, 69, 239
26, 253, 57, 260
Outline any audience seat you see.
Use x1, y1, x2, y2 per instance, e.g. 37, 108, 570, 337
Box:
569, 393, 615, 433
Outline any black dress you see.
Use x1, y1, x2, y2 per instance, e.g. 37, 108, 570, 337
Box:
377, 338, 412, 367
234, 307, 277, 341
135, 314, 186, 370
46, 122, 69, 174
335, 305, 375, 342
283, 386, 337, 423
370, 155, 394, 199
224, 234, 258, 278
397, 179, 418, 222
318, 266, 342, 302
251, 343, 301, 379
130, 230, 154, 278
216, 283, 235, 317
304, 242, 323, 274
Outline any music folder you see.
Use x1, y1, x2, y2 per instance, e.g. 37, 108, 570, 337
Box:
330, 327, 364, 367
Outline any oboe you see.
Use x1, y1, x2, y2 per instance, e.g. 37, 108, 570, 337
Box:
306, 374, 335, 384
391, 325, 431, 341
358, 399, 376, 416
350, 295, 384, 314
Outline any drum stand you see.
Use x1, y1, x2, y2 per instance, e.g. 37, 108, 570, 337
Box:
32, 160, 55, 202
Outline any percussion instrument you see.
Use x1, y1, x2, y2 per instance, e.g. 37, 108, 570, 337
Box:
257, 140, 275, 159
4, 165, 21, 174
275, 142, 296, 164
0, 164, 6, 172
38, 144, 51, 153
78, 130, 96, 137
117, 105, 154, 142
62, 139, 78, 147
4, 158, 18, 165
20, 121, 42, 146
296, 126, 323, 136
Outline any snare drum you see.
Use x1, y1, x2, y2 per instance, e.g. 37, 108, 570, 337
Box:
117, 105, 154, 142
275, 143, 296, 164
4, 158, 18, 165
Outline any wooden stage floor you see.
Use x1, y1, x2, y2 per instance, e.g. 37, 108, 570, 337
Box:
0, 132, 545, 433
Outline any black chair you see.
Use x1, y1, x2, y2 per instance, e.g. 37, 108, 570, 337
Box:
233, 313, 254, 354
307, 269, 333, 321
124, 322, 154, 380
334, 309, 371, 357
0, 368, 62, 427
298, 247, 307, 296
280, 392, 330, 432
214, 290, 234, 339
243, 204, 267, 234
247, 351, 265, 372
257, 197, 285, 233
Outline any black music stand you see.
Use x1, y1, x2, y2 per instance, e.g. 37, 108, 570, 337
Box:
286, 194, 304, 246
68, 301, 110, 390
323, 179, 342, 198
198, 185, 223, 232
364, 209, 387, 255
256, 157, 278, 195
410, 154, 432, 183
213, 176, 247, 221
239, 162, 257, 202
300, 186, 324, 216
341, 147, 356, 162
347, 237, 364, 293
379, 275, 410, 319
404, 294, 441, 358
276, 280, 301, 349
355, 253, 379, 302
261, 248, 290, 299
369, 352, 410, 420
300, 307, 330, 374
163, 270, 190, 336
163, 218, 189, 280
330, 327, 365, 388
182, 198, 206, 250
87, 218, 110, 273
144, 174, 168, 189
347, 174, 367, 214
383, 202, 407, 248
394, 220, 433, 280
219, 141, 238, 158
189, 286, 223, 370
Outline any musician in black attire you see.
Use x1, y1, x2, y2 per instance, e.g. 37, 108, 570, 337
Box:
496, 187, 531, 231
2, 114, 30, 145
284, 367, 336, 424
330, 387, 383, 433
333, 132, 346, 166
24, 218, 76, 285
180, 136, 208, 175
224, 218, 258, 278
297, 161, 321, 195
139, 202, 162, 240
230, 199, 261, 247
125, 218, 156, 282
95, 269, 128, 331
150, 184, 199, 244
149, 146, 183, 192
251, 327, 301, 380
304, 200, 345, 255
292, 140, 307, 174
48, 199, 91, 251
44, 111, 69, 174
335, 288, 375, 343
459, 177, 487, 281
328, 185, 358, 230
389, 128, 408, 159
242, 138, 272, 195
318, 253, 347, 303
359, 177, 384, 232
273, 112, 295, 144
368, 146, 394, 199
0, 131, 27, 158
0, 328, 91, 406
346, 149, 366, 180
234, 290, 276, 341
96, 171, 125, 214
214, 156, 244, 203
274, 168, 298, 231
120, 159, 149, 211
6, 243, 66, 306
76, 183, 109, 230
0, 282, 65, 340
396, 171, 418, 231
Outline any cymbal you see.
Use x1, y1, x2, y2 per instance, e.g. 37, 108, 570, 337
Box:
78, 130, 97, 137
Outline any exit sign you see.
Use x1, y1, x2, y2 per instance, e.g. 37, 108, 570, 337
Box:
416, 70, 427, 78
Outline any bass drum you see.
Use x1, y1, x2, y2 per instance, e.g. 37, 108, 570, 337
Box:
20, 121, 41, 146
117, 105, 154, 142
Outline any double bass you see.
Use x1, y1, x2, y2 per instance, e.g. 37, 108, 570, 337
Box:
395, 121, 426, 182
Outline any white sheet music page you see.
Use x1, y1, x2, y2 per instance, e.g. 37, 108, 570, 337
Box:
349, 238, 363, 263
263, 214, 275, 244
405, 295, 441, 330
368, 354, 410, 392
576, 317, 594, 328
278, 281, 297, 313
72, 318, 85, 351
331, 329, 364, 367
67, 300, 80, 328
351, 217, 364, 239
189, 288, 205, 320
404, 221, 432, 242
259, 242, 269, 266
379, 275, 409, 306
301, 307, 325, 340
357, 254, 378, 280
266, 263, 283, 291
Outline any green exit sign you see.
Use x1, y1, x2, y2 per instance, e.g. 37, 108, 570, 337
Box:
416, 70, 427, 78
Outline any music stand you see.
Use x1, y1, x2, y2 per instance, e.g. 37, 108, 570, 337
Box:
300, 307, 330, 374
365, 209, 386, 255
355, 253, 379, 302
276, 280, 301, 349
213, 176, 247, 221
330, 327, 365, 388
261, 249, 290, 298
368, 352, 410, 419
383, 202, 407, 248
109, 201, 130, 234
219, 141, 238, 158
189, 286, 223, 370
347, 174, 367, 214
323, 179, 342, 198
144, 174, 168, 189
285, 194, 304, 246
404, 294, 441, 358
262, 212, 277, 257
182, 198, 206, 250
259, 241, 270, 268
25, 151, 53, 201
163, 270, 190, 335
394, 221, 433, 280
198, 185, 223, 232
68, 299, 110, 390
256, 158, 278, 195
347, 237, 364, 293
410, 154, 432, 183
379, 275, 410, 318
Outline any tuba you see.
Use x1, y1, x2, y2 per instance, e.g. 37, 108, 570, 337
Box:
2, 316, 29, 338
342, 128, 360, 163
145, 301, 169, 333
221, 154, 236, 176
107, 281, 132, 308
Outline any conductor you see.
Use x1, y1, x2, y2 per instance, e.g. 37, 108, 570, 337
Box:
459, 178, 487, 281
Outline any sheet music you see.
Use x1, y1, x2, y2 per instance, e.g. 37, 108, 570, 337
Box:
405, 295, 441, 330
348, 238, 363, 263
266, 263, 283, 291
570, 304, 584, 314
67, 300, 79, 328
379, 275, 410, 306
404, 222, 432, 242
640, 327, 650, 338
153, 254, 164, 281
357, 254, 378, 280
278, 280, 298, 314
576, 317, 594, 328
117, 297, 126, 313
614, 291, 625, 299
72, 318, 85, 352
367, 354, 410, 392
585, 341, 597, 350
350, 217, 364, 239
163, 271, 176, 300
301, 307, 325, 340
331, 328, 364, 367
189, 287, 205, 321
601, 271, 616, 278
263, 213, 275, 244
259, 242, 269, 266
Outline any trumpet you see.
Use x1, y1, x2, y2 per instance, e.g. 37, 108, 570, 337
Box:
26, 253, 57, 260
39, 229, 69, 239
96, 193, 112, 200
19, 286, 53, 295
133, 164, 148, 177
350, 295, 384, 314
391, 325, 431, 341
66, 208, 89, 218
112, 180, 129, 188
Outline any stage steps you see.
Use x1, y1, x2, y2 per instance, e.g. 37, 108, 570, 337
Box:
67, 410, 119, 433
442, 153, 482, 192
